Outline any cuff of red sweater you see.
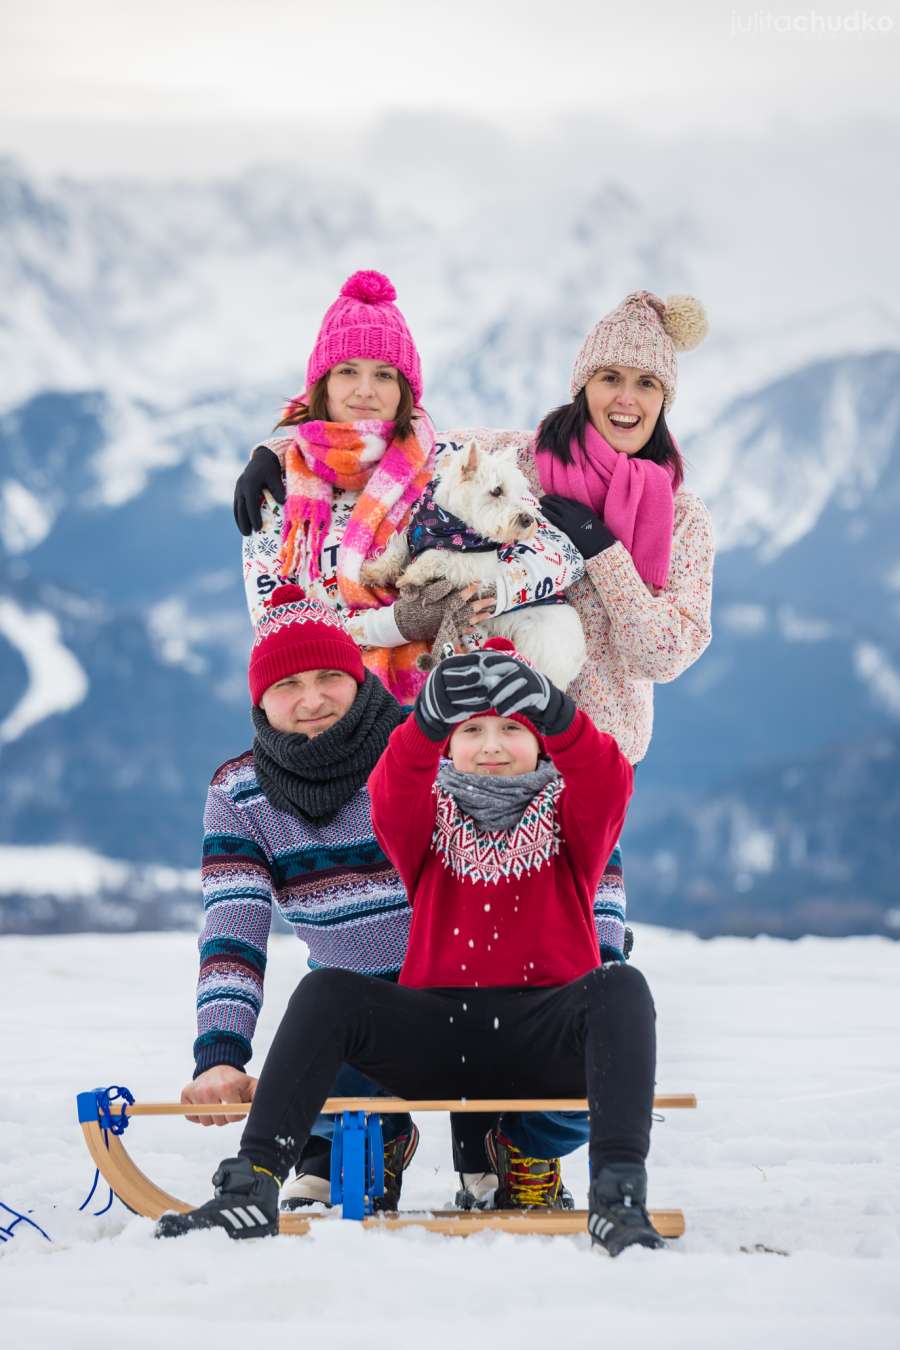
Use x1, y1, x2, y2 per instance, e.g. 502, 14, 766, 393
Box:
397, 711, 448, 760
542, 707, 591, 755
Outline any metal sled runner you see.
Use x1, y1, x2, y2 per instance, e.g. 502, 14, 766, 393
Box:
77, 1086, 696, 1238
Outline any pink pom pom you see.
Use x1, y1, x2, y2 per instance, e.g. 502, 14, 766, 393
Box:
340, 270, 397, 305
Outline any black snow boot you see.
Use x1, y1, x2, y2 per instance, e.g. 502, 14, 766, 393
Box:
155, 1156, 280, 1240
588, 1163, 665, 1258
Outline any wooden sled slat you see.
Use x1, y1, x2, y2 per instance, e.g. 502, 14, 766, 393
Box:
81, 1120, 189, 1219
281, 1209, 686, 1238
112, 1093, 697, 1119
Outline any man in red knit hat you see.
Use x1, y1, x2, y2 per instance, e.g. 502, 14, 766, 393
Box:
181, 583, 420, 1211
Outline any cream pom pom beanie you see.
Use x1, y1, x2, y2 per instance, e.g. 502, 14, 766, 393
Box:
570, 291, 708, 410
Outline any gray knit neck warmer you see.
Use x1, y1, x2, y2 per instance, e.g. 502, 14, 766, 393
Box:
436, 759, 559, 833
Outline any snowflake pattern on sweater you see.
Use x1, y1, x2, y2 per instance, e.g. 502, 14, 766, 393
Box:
431, 777, 563, 885
194, 751, 411, 1074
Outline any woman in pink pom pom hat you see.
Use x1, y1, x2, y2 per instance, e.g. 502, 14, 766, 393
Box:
235, 270, 584, 709
235, 269, 489, 707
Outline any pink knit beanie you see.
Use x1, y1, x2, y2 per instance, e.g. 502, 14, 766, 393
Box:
570, 291, 708, 410
305, 270, 423, 403
249, 584, 365, 705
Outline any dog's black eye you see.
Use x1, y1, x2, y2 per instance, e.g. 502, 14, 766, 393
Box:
490, 486, 504, 497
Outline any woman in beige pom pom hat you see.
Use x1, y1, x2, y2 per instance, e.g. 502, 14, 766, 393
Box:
535, 290, 715, 770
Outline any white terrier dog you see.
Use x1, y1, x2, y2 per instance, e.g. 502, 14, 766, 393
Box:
362, 441, 586, 690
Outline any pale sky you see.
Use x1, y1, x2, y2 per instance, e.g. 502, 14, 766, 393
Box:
3, 0, 900, 174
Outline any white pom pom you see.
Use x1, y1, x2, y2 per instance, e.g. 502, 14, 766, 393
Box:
662, 295, 708, 352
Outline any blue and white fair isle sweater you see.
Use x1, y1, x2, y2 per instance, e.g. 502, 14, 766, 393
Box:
193, 751, 411, 1075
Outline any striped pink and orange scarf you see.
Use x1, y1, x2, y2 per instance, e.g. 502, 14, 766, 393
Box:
277, 411, 436, 702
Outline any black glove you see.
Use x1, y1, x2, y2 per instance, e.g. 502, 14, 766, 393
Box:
539, 494, 617, 560
476, 650, 576, 737
414, 651, 494, 741
233, 446, 286, 535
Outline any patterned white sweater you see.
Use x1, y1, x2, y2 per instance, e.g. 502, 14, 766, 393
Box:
241, 433, 586, 646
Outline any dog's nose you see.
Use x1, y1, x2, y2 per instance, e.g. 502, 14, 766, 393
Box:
517, 513, 534, 528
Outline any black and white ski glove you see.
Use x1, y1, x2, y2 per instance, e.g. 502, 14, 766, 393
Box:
233, 445, 286, 535
414, 651, 494, 741
476, 650, 576, 738
539, 494, 617, 560
415, 649, 575, 741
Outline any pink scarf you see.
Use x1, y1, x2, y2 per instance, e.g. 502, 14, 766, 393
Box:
277, 411, 436, 608
536, 423, 675, 588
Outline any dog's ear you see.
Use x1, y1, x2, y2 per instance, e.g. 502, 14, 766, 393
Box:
460, 441, 480, 480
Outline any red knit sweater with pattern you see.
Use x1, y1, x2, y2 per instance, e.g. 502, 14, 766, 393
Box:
368, 711, 633, 989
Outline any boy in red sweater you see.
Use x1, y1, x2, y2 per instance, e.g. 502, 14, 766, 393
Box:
157, 643, 663, 1257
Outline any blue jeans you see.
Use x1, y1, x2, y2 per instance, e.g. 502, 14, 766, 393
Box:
499, 1109, 590, 1158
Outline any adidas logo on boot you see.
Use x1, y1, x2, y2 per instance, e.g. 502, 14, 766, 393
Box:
155, 1157, 280, 1240
588, 1163, 665, 1257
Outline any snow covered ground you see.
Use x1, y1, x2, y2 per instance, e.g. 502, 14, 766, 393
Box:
2, 926, 899, 1349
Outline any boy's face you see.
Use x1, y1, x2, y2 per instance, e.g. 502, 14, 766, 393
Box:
449, 715, 540, 777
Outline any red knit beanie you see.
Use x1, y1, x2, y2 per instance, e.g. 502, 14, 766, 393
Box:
442, 637, 547, 755
248, 584, 365, 705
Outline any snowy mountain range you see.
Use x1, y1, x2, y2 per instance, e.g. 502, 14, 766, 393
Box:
1, 157, 897, 937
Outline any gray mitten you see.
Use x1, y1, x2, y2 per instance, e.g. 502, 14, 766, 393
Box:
416, 582, 497, 672
394, 578, 457, 641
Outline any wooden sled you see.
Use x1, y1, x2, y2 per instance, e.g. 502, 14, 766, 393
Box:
77, 1088, 696, 1239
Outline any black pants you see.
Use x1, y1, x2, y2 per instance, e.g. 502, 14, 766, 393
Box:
240, 963, 656, 1182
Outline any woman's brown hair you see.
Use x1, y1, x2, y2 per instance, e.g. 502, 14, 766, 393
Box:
276, 370, 417, 440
